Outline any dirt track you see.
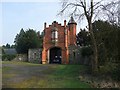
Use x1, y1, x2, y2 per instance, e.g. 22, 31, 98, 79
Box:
2, 62, 56, 88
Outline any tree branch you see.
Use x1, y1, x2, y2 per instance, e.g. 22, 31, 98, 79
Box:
90, 0, 93, 21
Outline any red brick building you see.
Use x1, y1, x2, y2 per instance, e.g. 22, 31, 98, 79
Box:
42, 17, 77, 64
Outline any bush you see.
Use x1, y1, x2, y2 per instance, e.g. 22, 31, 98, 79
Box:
81, 46, 93, 57
112, 63, 120, 81
99, 62, 116, 74
2, 54, 16, 61
99, 62, 120, 81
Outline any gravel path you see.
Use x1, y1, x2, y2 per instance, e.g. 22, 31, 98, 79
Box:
2, 63, 56, 88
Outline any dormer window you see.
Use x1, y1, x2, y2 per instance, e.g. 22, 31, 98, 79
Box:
51, 27, 58, 42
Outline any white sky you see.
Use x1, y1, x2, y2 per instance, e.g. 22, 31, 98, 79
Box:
1, 0, 59, 2
1, 0, 87, 45
0, 0, 118, 45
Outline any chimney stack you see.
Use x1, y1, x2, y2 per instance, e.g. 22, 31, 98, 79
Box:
44, 22, 46, 29
64, 20, 66, 27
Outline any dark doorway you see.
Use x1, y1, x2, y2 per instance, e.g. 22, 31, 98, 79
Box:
49, 47, 62, 64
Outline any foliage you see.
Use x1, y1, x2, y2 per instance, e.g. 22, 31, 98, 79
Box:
76, 29, 91, 46
2, 48, 5, 54
78, 20, 119, 64
92, 20, 120, 80
14, 28, 43, 54
2, 43, 15, 49
77, 20, 120, 80
6, 43, 10, 48
2, 43, 10, 48
112, 63, 120, 81
2, 47, 16, 61
59, 0, 119, 74
92, 20, 119, 65
2, 54, 16, 61
81, 46, 93, 57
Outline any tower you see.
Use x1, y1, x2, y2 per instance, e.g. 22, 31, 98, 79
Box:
68, 16, 77, 46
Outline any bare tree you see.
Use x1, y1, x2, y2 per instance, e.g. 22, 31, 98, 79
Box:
101, 1, 120, 25
59, 0, 119, 74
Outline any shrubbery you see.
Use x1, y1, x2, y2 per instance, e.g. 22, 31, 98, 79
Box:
81, 46, 93, 57
2, 54, 16, 61
112, 63, 120, 81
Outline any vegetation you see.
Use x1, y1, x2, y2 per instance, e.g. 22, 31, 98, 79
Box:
77, 20, 120, 81
2, 54, 16, 61
59, 0, 119, 74
14, 28, 43, 54
81, 46, 93, 57
76, 29, 91, 46
2, 0, 119, 88
93, 20, 119, 65
2, 43, 15, 48
2, 47, 16, 61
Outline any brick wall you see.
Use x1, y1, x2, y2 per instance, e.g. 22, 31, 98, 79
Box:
42, 17, 77, 64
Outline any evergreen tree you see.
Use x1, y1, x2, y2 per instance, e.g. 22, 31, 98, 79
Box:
14, 28, 43, 54
76, 29, 91, 46
92, 20, 119, 65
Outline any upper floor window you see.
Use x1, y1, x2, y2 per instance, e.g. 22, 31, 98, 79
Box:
51, 27, 58, 42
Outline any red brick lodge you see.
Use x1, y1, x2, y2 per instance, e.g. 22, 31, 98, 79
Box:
42, 17, 77, 64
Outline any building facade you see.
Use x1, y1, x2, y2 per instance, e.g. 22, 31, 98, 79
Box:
42, 17, 77, 64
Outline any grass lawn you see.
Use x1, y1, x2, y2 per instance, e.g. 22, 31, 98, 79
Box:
2, 61, 91, 88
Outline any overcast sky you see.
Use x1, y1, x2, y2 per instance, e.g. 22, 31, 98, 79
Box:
0, 0, 89, 46
1, 1, 60, 45
1, 0, 116, 45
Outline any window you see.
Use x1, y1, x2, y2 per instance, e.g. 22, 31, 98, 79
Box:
55, 31, 58, 38
51, 28, 58, 42
52, 31, 55, 39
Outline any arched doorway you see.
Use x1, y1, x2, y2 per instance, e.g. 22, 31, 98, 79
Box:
49, 47, 62, 64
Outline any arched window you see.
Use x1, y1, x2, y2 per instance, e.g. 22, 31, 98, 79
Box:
51, 27, 58, 42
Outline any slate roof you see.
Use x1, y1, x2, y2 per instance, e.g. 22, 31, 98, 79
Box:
68, 16, 77, 25
4, 48, 17, 55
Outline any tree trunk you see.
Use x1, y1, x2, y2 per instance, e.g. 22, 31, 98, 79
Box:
88, 20, 98, 74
